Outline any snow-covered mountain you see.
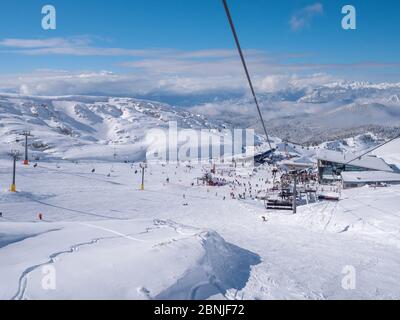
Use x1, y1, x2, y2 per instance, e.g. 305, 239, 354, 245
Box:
297, 81, 400, 104
0, 93, 226, 161
190, 81, 400, 144
0, 88, 399, 162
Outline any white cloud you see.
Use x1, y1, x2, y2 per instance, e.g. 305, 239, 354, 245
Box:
0, 70, 238, 97
0, 37, 176, 57
290, 3, 324, 31
1, 36, 398, 100
259, 75, 290, 92
0, 38, 72, 48
0, 69, 337, 99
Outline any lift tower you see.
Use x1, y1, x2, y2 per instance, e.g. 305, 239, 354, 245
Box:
21, 131, 33, 165
140, 163, 147, 191
8, 150, 21, 192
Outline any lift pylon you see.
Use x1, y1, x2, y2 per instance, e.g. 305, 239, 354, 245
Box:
8, 150, 21, 192
20, 131, 33, 165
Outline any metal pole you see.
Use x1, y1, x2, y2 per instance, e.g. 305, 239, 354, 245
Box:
21, 132, 32, 165
141, 165, 145, 190
293, 173, 297, 214
25, 135, 28, 164
10, 156, 17, 192
13, 156, 16, 186
8, 151, 20, 192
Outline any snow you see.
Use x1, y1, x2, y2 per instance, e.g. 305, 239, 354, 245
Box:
1, 160, 400, 300
341, 171, 400, 183
1, 93, 400, 300
375, 139, 400, 169
0, 94, 227, 163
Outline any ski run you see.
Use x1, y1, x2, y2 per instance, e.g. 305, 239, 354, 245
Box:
1, 156, 400, 300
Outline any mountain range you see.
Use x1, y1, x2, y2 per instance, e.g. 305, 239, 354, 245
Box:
1, 80, 400, 161
189, 80, 400, 144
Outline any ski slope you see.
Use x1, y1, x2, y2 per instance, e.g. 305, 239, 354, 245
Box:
0, 93, 227, 163
1, 160, 400, 300
375, 138, 400, 169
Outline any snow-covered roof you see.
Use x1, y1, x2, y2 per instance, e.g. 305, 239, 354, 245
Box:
293, 156, 316, 164
374, 139, 400, 168
341, 171, 400, 183
280, 156, 316, 169
276, 142, 300, 155
317, 149, 393, 172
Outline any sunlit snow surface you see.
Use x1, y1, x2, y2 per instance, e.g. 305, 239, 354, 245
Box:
1, 160, 400, 300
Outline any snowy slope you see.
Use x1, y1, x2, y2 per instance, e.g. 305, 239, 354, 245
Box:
1, 91, 400, 300
1, 219, 259, 300
319, 133, 382, 153
1, 161, 400, 299
0, 93, 225, 162
1, 92, 398, 162
374, 139, 400, 169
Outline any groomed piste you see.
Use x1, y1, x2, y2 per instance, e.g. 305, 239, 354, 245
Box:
1, 157, 400, 300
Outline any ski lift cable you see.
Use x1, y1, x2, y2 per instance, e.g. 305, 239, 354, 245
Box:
222, 0, 273, 151
246, 119, 260, 130
283, 138, 307, 148
345, 133, 400, 166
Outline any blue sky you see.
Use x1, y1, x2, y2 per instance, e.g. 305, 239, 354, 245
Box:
0, 0, 399, 98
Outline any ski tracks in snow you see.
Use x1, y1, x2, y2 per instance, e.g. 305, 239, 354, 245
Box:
10, 222, 151, 300
12, 236, 105, 300
10, 218, 207, 300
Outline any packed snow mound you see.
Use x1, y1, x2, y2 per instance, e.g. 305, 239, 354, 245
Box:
156, 228, 261, 300
0, 93, 225, 162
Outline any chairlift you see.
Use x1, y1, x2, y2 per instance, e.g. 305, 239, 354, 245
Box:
264, 198, 293, 211
317, 184, 341, 201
